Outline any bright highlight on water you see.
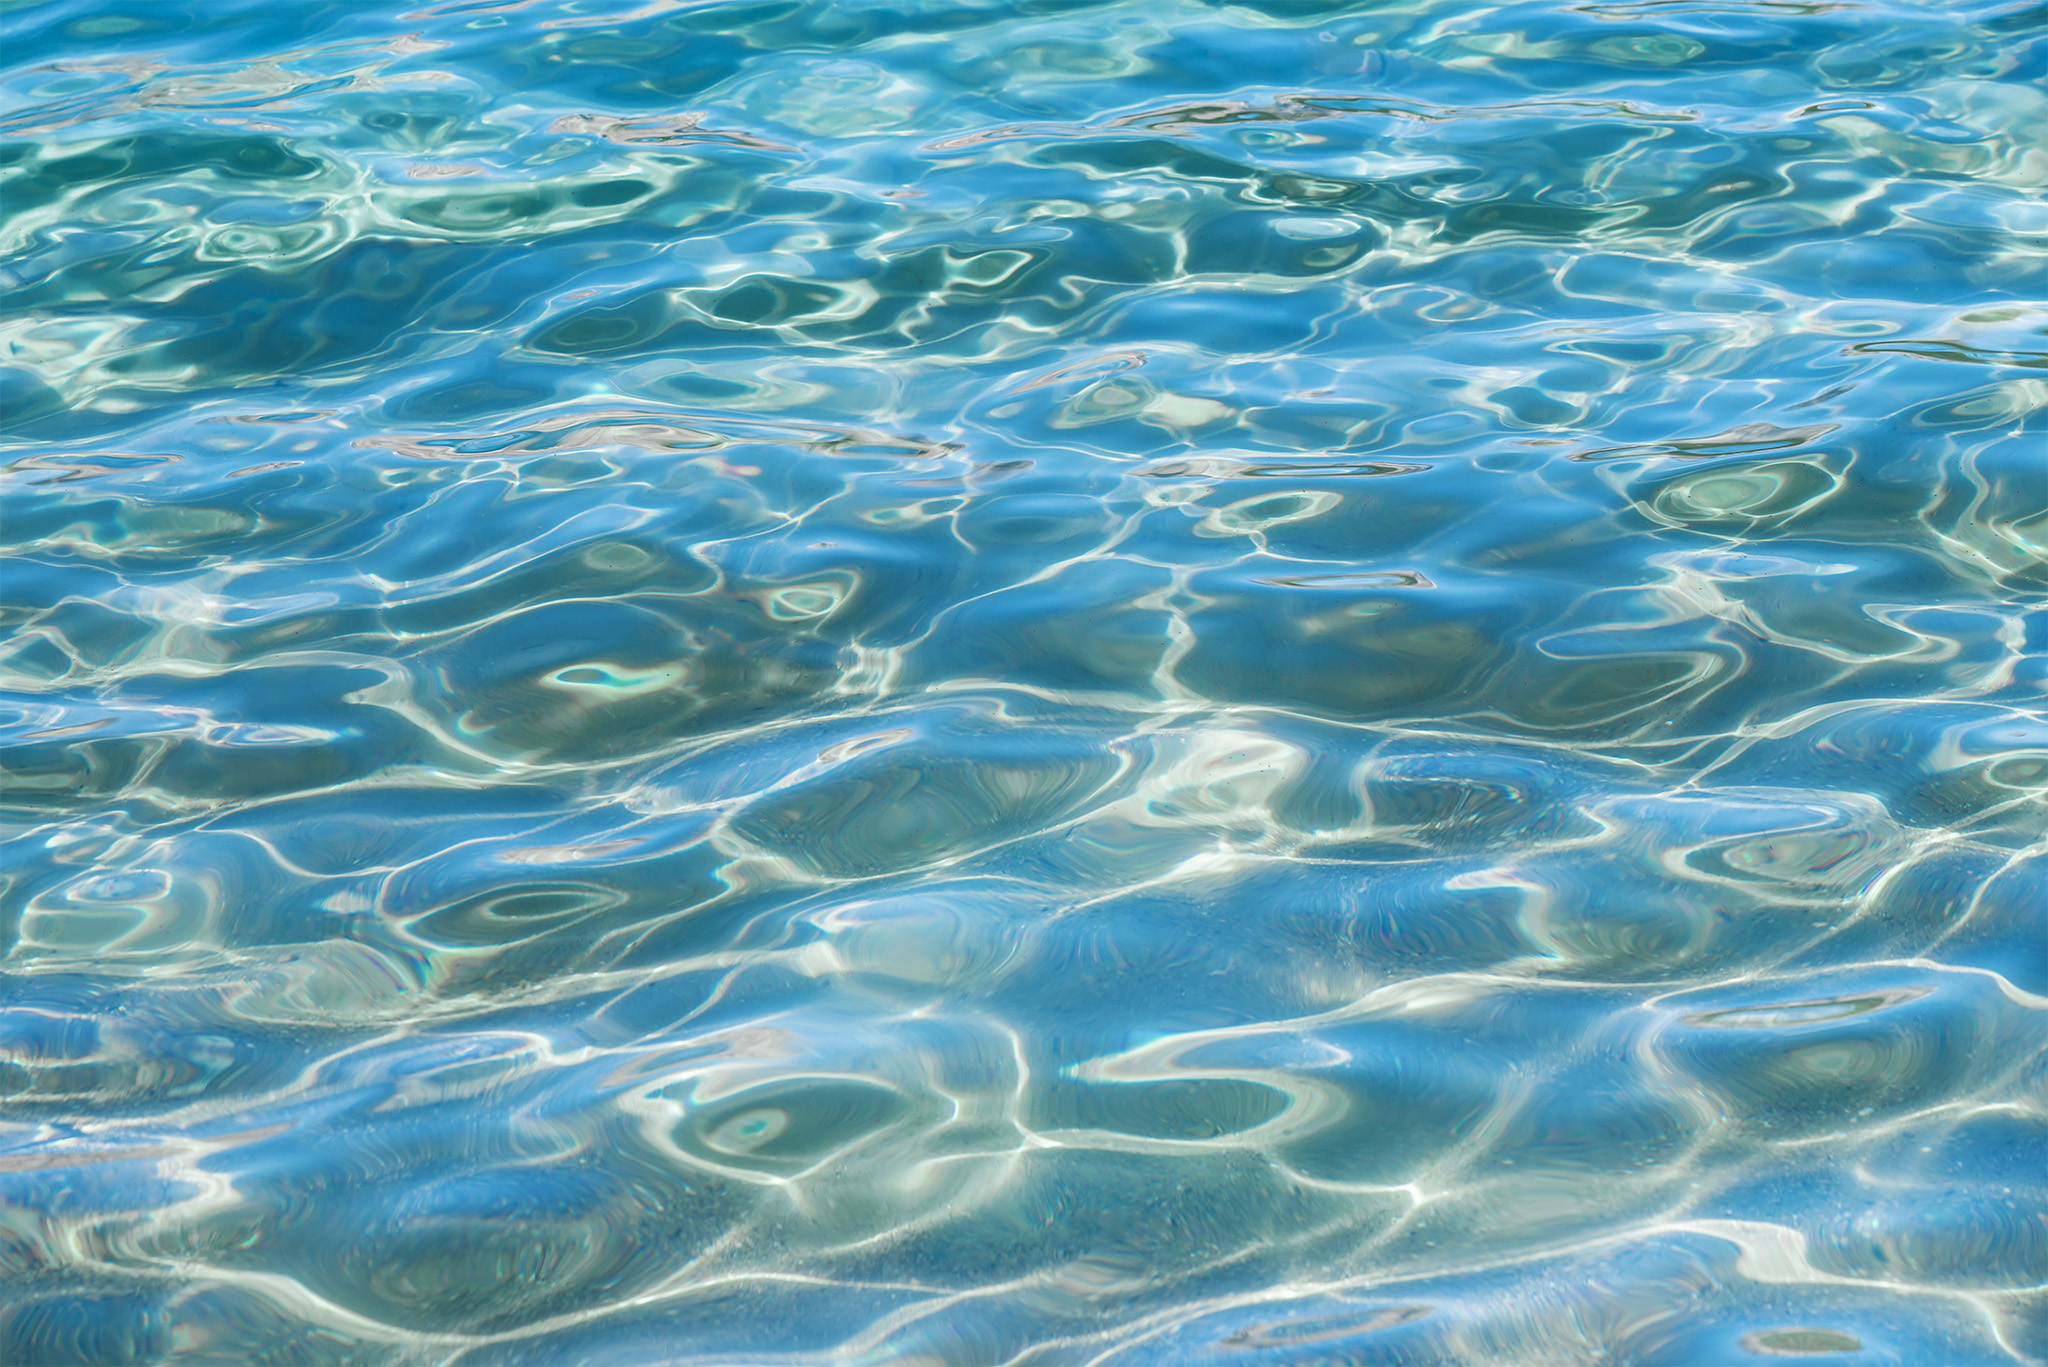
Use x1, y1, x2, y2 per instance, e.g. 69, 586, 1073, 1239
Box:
1, 0, 2044, 1363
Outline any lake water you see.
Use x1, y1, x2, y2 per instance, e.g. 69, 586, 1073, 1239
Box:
2, 0, 2045, 1362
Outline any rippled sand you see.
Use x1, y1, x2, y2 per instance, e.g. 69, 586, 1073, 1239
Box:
2, 0, 2044, 1362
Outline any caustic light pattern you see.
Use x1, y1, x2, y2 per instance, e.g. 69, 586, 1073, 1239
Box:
0, 0, 2045, 1363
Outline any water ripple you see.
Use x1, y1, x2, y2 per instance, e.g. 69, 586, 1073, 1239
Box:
3, 0, 2044, 1361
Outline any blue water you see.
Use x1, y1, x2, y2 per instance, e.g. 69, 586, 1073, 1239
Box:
2, 0, 2045, 1362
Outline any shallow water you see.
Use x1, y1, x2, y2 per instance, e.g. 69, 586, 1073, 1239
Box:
2, 0, 2045, 1362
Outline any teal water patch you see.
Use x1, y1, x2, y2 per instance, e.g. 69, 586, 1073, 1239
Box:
2, 0, 2044, 1361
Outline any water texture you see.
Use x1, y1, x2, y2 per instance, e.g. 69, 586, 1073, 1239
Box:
1, 0, 2045, 1361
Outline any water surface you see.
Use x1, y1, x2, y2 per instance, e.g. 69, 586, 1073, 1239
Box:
2, 0, 2045, 1362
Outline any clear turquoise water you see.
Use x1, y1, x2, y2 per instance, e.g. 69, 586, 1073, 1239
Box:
2, 0, 2045, 1362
